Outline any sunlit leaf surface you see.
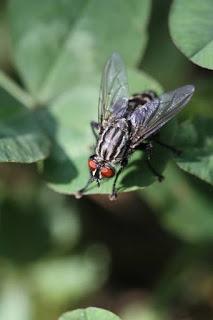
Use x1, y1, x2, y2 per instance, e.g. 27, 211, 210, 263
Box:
59, 308, 121, 320
9, 0, 151, 101
169, 0, 213, 69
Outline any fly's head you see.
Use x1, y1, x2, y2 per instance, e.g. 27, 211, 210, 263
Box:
88, 155, 115, 185
75, 155, 115, 199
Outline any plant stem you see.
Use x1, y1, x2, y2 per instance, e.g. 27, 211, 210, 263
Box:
0, 70, 35, 109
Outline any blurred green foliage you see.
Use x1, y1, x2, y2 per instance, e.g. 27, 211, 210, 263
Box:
0, 173, 109, 320
0, 0, 212, 320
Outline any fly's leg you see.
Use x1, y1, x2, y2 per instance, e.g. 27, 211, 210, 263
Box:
145, 141, 153, 160
75, 176, 93, 199
90, 121, 100, 141
154, 139, 182, 156
109, 159, 128, 201
144, 142, 164, 182
146, 159, 164, 182
109, 167, 122, 201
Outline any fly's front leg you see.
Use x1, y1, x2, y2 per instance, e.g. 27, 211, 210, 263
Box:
90, 121, 100, 141
144, 141, 164, 182
75, 174, 94, 199
109, 158, 128, 201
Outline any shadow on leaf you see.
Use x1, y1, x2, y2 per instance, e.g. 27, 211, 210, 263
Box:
35, 108, 78, 184
119, 144, 171, 192
175, 117, 213, 185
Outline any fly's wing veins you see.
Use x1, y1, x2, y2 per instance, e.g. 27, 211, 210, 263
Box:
129, 84, 195, 148
98, 52, 129, 124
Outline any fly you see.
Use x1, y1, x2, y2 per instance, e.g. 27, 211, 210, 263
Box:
76, 53, 195, 200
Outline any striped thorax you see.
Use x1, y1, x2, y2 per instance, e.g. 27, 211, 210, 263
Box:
95, 118, 130, 164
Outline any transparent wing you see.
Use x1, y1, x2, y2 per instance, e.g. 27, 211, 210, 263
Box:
129, 85, 195, 147
98, 52, 129, 123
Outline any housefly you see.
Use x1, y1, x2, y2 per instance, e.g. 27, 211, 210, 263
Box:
76, 53, 195, 200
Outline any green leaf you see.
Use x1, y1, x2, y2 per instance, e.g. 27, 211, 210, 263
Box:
59, 308, 121, 320
175, 117, 213, 185
0, 88, 50, 163
169, 0, 213, 69
141, 0, 194, 89
9, 0, 151, 102
42, 70, 167, 196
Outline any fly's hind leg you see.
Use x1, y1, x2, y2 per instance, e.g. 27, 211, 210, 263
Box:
154, 139, 182, 156
143, 141, 164, 182
146, 159, 164, 182
90, 121, 100, 141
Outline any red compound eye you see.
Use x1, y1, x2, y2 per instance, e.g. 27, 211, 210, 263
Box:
101, 166, 115, 178
88, 159, 97, 171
